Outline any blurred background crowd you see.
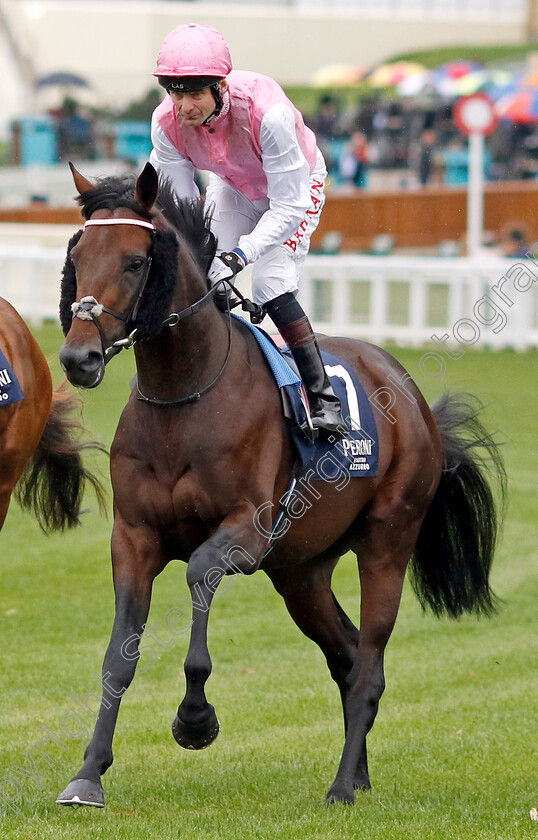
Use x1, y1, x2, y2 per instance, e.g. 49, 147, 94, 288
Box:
3, 0, 538, 258
8, 55, 538, 195
305, 58, 538, 192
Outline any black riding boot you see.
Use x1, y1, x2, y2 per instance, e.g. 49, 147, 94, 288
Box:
264, 293, 346, 438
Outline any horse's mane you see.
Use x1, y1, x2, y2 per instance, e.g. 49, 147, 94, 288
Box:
60, 173, 219, 339
156, 180, 217, 275
75, 174, 217, 275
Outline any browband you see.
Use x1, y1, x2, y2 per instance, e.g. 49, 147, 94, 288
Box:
84, 218, 156, 231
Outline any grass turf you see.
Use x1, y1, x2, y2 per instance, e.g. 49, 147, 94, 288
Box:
0, 322, 536, 839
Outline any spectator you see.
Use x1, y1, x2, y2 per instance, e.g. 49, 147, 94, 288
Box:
339, 132, 370, 188
417, 129, 436, 186
308, 94, 346, 181
502, 229, 530, 258
57, 97, 94, 161
442, 135, 469, 185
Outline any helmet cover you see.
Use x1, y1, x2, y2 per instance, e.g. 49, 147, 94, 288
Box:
154, 23, 232, 79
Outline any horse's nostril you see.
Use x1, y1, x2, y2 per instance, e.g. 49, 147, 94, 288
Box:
59, 345, 104, 387
80, 350, 103, 373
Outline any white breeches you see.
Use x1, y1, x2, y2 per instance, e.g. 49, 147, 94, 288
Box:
205, 167, 326, 306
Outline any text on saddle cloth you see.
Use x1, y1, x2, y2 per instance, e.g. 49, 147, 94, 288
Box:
0, 349, 24, 407
231, 315, 379, 478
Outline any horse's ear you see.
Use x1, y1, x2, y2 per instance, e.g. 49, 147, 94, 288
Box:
136, 163, 159, 211
68, 161, 93, 195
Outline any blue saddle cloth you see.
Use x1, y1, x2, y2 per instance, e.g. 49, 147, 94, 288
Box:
232, 315, 378, 479
0, 349, 24, 407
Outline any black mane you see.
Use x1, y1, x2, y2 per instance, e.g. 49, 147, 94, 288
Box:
76, 174, 217, 275
60, 173, 217, 339
156, 179, 217, 276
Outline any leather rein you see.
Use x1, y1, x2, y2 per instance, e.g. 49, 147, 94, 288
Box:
70, 216, 233, 407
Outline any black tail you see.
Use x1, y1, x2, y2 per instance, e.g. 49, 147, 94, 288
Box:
14, 385, 107, 531
410, 392, 506, 618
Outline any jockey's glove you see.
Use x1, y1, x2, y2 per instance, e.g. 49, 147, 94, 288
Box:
208, 248, 248, 285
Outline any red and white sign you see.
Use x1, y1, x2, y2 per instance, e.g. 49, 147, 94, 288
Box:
454, 93, 498, 136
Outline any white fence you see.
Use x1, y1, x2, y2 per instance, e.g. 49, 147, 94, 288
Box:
298, 254, 538, 350
0, 235, 537, 349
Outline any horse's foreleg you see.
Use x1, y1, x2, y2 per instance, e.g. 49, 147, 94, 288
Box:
56, 522, 163, 808
173, 516, 265, 751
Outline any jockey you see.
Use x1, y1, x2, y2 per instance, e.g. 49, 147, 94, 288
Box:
149, 22, 345, 437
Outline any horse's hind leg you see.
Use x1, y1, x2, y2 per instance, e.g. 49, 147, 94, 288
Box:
326, 516, 422, 805
267, 559, 370, 786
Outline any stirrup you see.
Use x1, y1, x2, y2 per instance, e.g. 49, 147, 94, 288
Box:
309, 399, 348, 439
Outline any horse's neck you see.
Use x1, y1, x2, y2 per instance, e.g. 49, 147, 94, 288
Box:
134, 260, 228, 400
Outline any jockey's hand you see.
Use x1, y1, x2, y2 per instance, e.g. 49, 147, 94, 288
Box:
208, 248, 248, 286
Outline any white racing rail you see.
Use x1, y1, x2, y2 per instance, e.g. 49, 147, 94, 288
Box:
0, 232, 536, 349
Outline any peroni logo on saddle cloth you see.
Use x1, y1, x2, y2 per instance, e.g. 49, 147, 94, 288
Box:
0, 349, 24, 406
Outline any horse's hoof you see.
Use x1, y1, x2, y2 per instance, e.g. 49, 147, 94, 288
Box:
326, 782, 355, 805
172, 706, 220, 750
56, 778, 105, 808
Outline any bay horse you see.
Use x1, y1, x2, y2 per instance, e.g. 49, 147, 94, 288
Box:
0, 296, 104, 534
56, 162, 505, 809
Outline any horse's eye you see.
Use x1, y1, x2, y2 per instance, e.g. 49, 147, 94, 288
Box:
128, 258, 145, 272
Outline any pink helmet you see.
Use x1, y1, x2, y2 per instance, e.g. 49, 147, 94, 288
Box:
154, 23, 232, 79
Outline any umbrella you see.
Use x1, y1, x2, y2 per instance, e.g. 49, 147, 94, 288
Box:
515, 70, 538, 88
432, 60, 483, 81
451, 69, 514, 97
396, 71, 432, 97
483, 69, 538, 105
494, 89, 538, 124
35, 71, 90, 88
428, 60, 483, 97
367, 61, 427, 88
310, 64, 365, 87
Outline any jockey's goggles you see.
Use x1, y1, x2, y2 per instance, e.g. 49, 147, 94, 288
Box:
158, 75, 223, 93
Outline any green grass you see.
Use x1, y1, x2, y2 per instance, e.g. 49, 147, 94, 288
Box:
0, 323, 536, 839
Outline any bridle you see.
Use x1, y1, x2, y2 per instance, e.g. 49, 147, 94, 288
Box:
70, 218, 156, 358
69, 216, 233, 406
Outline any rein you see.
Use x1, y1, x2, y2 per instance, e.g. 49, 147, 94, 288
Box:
70, 216, 233, 406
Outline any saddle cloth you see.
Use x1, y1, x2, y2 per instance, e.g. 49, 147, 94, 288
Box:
0, 349, 24, 407
232, 315, 378, 479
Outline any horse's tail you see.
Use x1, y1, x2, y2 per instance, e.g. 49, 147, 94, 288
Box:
14, 384, 107, 531
409, 392, 506, 618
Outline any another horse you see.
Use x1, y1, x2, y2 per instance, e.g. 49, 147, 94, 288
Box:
56, 163, 505, 809
0, 296, 104, 534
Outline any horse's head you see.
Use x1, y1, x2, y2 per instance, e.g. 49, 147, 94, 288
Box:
59, 163, 180, 388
